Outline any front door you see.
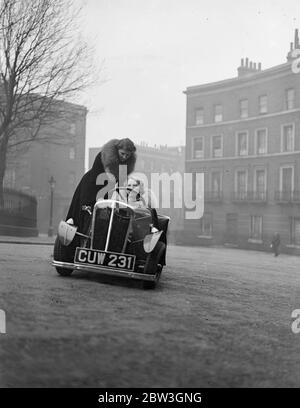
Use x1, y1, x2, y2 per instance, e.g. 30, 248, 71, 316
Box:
225, 213, 238, 244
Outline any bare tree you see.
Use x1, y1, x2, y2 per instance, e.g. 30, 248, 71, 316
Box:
0, 0, 93, 205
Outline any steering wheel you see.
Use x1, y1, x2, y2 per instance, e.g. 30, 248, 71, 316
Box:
108, 186, 147, 207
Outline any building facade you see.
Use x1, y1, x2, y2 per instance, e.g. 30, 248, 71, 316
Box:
89, 143, 185, 240
4, 102, 87, 234
184, 30, 300, 254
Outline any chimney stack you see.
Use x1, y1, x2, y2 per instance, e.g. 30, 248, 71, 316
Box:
287, 28, 300, 61
295, 29, 299, 48
237, 57, 262, 77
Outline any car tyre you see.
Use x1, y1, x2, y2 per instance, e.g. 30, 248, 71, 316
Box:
142, 281, 157, 290
53, 236, 74, 276
142, 241, 166, 289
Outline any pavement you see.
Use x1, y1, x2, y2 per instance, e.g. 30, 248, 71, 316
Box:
0, 234, 55, 245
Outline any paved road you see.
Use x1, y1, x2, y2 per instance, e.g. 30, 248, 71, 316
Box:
0, 243, 299, 387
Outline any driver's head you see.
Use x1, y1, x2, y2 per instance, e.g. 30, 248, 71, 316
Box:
117, 138, 136, 163
127, 177, 144, 194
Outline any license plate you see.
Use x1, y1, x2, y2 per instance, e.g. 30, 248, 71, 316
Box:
74, 248, 136, 271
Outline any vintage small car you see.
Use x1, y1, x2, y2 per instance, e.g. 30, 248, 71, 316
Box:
52, 187, 170, 289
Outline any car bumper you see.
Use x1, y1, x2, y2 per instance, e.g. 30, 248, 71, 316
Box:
52, 260, 158, 281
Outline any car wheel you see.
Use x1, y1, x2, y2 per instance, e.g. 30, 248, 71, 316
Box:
53, 236, 74, 276
142, 281, 156, 290
142, 241, 165, 289
143, 241, 166, 274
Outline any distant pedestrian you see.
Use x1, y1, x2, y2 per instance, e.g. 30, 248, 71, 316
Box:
271, 232, 280, 257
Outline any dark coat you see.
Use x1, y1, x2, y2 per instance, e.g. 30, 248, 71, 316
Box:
66, 139, 136, 232
271, 234, 280, 248
66, 151, 105, 232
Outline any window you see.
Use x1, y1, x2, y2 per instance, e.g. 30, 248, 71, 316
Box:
69, 171, 76, 186
69, 147, 75, 160
255, 128, 267, 155
199, 213, 212, 237
214, 104, 223, 122
250, 215, 263, 240
193, 137, 204, 159
70, 123, 76, 135
211, 135, 223, 157
240, 99, 248, 118
236, 131, 248, 156
143, 160, 150, 172
259, 95, 268, 114
138, 159, 145, 171
3, 168, 16, 188
254, 169, 266, 200
211, 171, 222, 199
280, 166, 294, 197
9, 135, 17, 153
211, 171, 222, 193
195, 108, 204, 125
286, 89, 295, 110
236, 170, 247, 199
281, 124, 294, 152
290, 217, 300, 245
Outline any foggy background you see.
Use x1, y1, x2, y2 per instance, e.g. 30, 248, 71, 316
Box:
79, 0, 300, 165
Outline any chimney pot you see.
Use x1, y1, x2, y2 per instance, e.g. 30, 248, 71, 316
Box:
246, 57, 249, 67
295, 28, 299, 47
241, 58, 244, 67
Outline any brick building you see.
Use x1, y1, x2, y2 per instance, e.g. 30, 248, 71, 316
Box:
184, 29, 300, 254
4, 101, 87, 233
89, 142, 185, 240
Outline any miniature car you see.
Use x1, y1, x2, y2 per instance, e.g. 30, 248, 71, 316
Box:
52, 187, 169, 289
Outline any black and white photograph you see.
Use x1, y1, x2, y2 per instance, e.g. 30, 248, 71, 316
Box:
0, 0, 300, 394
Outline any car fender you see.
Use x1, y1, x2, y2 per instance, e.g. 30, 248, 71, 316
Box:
143, 230, 163, 253
58, 221, 78, 246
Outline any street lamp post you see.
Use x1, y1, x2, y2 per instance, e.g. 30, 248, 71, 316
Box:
48, 176, 56, 237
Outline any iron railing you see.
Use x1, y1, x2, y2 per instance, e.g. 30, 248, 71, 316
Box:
274, 191, 300, 203
204, 191, 223, 202
0, 188, 37, 228
232, 191, 267, 202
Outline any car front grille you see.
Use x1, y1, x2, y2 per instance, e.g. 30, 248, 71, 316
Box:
93, 207, 131, 253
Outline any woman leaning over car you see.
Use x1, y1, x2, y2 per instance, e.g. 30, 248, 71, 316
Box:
65, 138, 136, 233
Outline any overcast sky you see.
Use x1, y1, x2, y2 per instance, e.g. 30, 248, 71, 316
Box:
79, 0, 300, 153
